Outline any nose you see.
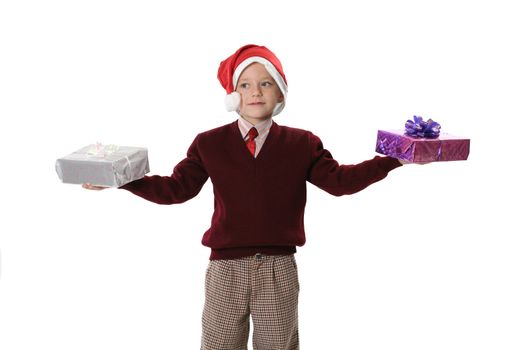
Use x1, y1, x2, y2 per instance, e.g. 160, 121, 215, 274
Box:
251, 85, 262, 97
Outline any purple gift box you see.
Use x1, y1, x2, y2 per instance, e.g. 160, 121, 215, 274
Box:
376, 130, 470, 163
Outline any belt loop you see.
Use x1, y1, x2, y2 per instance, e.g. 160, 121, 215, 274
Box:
253, 253, 263, 271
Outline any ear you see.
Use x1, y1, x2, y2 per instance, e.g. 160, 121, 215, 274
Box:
278, 93, 284, 103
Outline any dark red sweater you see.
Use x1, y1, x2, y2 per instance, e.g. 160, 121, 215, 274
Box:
120, 120, 402, 259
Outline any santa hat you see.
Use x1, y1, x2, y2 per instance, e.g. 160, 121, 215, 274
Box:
217, 44, 288, 116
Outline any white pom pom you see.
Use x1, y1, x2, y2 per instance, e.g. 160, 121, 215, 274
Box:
224, 92, 241, 112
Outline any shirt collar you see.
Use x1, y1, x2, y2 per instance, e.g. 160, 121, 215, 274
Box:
238, 117, 273, 138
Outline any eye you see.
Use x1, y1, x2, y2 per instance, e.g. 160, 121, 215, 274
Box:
261, 81, 272, 87
239, 83, 249, 89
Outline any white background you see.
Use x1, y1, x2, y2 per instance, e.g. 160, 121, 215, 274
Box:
1, 0, 524, 349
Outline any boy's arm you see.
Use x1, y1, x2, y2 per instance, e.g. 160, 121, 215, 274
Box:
119, 134, 209, 204
306, 132, 402, 196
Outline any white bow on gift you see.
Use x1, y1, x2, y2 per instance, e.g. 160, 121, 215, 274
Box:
85, 142, 133, 186
86, 142, 119, 157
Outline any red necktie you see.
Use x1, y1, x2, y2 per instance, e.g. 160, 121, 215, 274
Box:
246, 127, 258, 157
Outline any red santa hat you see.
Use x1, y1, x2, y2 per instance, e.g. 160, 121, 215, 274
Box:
217, 44, 288, 116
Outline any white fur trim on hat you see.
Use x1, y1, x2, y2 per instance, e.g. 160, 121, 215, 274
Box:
224, 91, 241, 112
272, 102, 285, 117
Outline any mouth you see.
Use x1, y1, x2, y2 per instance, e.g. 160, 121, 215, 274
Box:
248, 102, 265, 106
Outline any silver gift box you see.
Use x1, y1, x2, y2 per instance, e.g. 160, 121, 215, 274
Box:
56, 143, 150, 187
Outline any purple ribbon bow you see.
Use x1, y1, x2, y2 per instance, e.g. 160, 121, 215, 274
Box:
405, 115, 441, 138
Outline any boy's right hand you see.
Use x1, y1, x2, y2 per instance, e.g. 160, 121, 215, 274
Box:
82, 183, 110, 191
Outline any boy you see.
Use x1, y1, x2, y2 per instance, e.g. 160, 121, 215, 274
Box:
84, 44, 404, 350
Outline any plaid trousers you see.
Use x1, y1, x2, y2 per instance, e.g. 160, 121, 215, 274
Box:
201, 253, 300, 350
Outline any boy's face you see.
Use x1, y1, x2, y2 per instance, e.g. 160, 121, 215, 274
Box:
235, 62, 284, 124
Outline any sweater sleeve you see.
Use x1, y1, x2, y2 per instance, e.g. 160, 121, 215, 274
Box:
119, 134, 209, 204
306, 132, 402, 196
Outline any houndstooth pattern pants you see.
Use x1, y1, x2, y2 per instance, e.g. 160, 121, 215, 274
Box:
201, 253, 300, 350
